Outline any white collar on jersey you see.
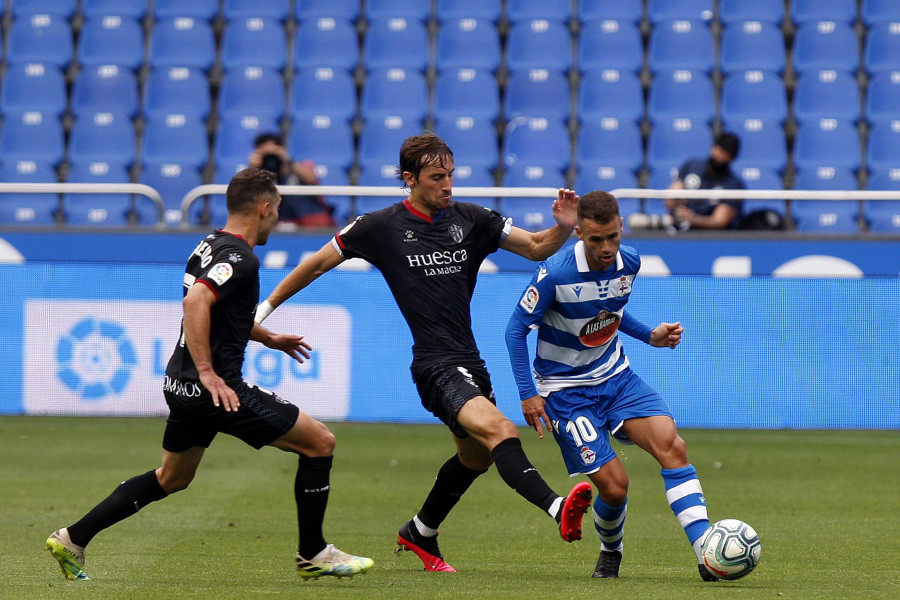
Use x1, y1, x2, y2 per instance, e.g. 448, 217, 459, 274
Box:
574, 240, 623, 273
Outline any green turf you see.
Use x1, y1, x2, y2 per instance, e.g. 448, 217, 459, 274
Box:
2, 416, 897, 599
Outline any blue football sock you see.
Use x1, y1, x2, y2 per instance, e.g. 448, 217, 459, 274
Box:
661, 465, 709, 561
592, 495, 627, 553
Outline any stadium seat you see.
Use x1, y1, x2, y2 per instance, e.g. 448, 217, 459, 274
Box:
719, 21, 786, 75
791, 0, 857, 24
71, 65, 139, 119
295, 0, 360, 21
864, 22, 900, 75
502, 118, 570, 172
311, 163, 353, 225
648, 20, 714, 74
6, 13, 73, 68
153, 0, 219, 21
289, 116, 356, 172
293, 18, 359, 72
577, 19, 644, 75
139, 163, 202, 226
578, 0, 643, 25
575, 119, 643, 174
213, 115, 280, 168
721, 70, 788, 126
0, 111, 64, 166
361, 68, 428, 124
504, 69, 570, 122
68, 112, 137, 168
793, 21, 859, 74
363, 17, 429, 72
645, 167, 680, 217
217, 67, 285, 122
793, 70, 861, 125
149, 17, 216, 72
77, 15, 143, 71
141, 114, 209, 171
792, 167, 860, 233
355, 163, 405, 214
728, 119, 789, 174
500, 164, 567, 232
0, 160, 59, 225
448, 164, 497, 209
0, 63, 67, 118
506, 0, 570, 23
10, 0, 76, 18
648, 69, 715, 125
793, 120, 861, 173
506, 19, 572, 74
435, 18, 501, 73
81, 0, 146, 19
433, 68, 501, 123
189, 166, 234, 226
866, 123, 900, 174
221, 17, 287, 71
648, 0, 713, 24
357, 116, 421, 166
646, 119, 713, 173
865, 169, 900, 232
223, 0, 290, 22
434, 117, 498, 170
862, 0, 900, 25
291, 67, 357, 123
578, 69, 644, 125
144, 67, 211, 121
63, 161, 133, 227
574, 166, 640, 226
738, 167, 787, 218
365, 0, 432, 22
719, 0, 785, 25
865, 71, 900, 125
436, 0, 502, 23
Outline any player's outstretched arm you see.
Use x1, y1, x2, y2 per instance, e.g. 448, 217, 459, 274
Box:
251, 324, 312, 363
648, 321, 683, 349
501, 188, 578, 261
256, 242, 345, 323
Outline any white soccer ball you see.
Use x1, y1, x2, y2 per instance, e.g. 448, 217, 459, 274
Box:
700, 519, 761, 580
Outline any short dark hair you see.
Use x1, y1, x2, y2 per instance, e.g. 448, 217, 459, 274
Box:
397, 132, 453, 184
253, 132, 283, 147
715, 132, 741, 159
578, 190, 620, 224
226, 168, 278, 215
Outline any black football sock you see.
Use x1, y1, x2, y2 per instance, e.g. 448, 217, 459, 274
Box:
417, 454, 488, 530
491, 437, 558, 514
295, 454, 332, 559
67, 469, 167, 548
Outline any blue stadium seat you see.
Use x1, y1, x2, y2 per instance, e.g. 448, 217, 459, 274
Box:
153, 0, 219, 21
223, 0, 290, 22
142, 114, 209, 171
719, 21, 786, 75
434, 117, 498, 170
311, 163, 353, 225
363, 17, 429, 72
646, 119, 713, 173
6, 13, 73, 68
293, 18, 359, 72
502, 117, 570, 172
289, 116, 356, 171
648, 20, 714, 74
579, 0, 643, 25
295, 0, 360, 21
436, 0, 502, 23
793, 21, 859, 74
865, 169, 900, 232
792, 167, 860, 233
365, 0, 432, 22
504, 69, 570, 122
862, 0, 900, 25
68, 112, 136, 168
500, 164, 567, 232
506, 0, 570, 23
719, 0, 784, 25
221, 17, 287, 71
645, 167, 680, 215
357, 117, 421, 166
0, 160, 59, 225
866, 71, 900, 125
10, 0, 76, 18
865, 22, 900, 75
217, 67, 285, 122
574, 165, 640, 225
144, 67, 211, 121
63, 161, 133, 227
448, 164, 497, 209
0, 111, 64, 166
77, 15, 143, 71
577, 19, 643, 74
791, 0, 857, 24
793, 120, 861, 173
506, 19, 572, 74
721, 70, 788, 126
0, 63, 67, 118
355, 162, 405, 214
149, 17, 216, 72
213, 115, 280, 168
361, 68, 428, 124
433, 68, 501, 123
866, 123, 900, 174
139, 162, 202, 226
793, 70, 861, 125
435, 18, 501, 73
578, 69, 644, 125
648, 0, 714, 24
728, 119, 788, 174
71, 66, 139, 119
575, 119, 643, 174
291, 67, 357, 123
738, 167, 787, 218
189, 166, 234, 226
648, 69, 715, 126
82, 0, 146, 19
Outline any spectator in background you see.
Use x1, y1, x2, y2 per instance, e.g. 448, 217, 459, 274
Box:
665, 133, 744, 230
248, 133, 337, 228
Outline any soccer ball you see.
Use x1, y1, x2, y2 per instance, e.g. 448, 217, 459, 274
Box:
700, 519, 761, 580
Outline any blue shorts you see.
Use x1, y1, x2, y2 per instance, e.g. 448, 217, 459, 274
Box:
543, 368, 673, 476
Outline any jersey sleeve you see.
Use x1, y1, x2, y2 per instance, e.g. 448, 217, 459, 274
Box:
505, 262, 556, 400
620, 310, 652, 344
195, 245, 257, 300
473, 204, 512, 256
333, 214, 378, 263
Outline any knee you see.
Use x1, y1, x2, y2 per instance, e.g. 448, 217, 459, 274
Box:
306, 426, 336, 457
596, 475, 629, 507
156, 468, 193, 494
458, 447, 494, 472
656, 434, 689, 468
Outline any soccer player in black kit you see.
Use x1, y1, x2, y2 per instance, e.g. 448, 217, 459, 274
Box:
45, 168, 373, 581
255, 134, 593, 572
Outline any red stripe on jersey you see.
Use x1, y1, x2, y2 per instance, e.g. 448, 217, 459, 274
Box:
196, 278, 220, 299
403, 198, 433, 223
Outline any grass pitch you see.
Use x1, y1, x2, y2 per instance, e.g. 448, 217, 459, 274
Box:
2, 416, 897, 600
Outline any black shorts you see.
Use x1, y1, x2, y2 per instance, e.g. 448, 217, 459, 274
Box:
411, 360, 495, 438
162, 378, 300, 453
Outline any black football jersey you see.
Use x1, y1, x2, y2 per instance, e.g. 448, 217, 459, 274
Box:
334, 199, 511, 365
166, 230, 260, 384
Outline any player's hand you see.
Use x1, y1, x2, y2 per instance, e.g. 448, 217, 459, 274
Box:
200, 371, 240, 412
266, 333, 312, 363
521, 395, 552, 439
552, 188, 579, 230
649, 321, 683, 349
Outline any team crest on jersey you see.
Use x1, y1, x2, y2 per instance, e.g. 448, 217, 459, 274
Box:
580, 445, 597, 465
579, 310, 620, 347
520, 285, 539, 313
609, 275, 632, 297
208, 263, 234, 286
449, 223, 464, 244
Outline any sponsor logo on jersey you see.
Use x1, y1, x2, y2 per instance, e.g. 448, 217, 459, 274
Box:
580, 445, 597, 465
208, 263, 234, 286
520, 285, 539, 313
449, 223, 464, 244
579, 310, 620, 347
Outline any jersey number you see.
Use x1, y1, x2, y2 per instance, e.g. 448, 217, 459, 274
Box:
564, 416, 599, 447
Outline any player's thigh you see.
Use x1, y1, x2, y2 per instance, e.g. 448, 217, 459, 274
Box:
456, 395, 518, 447
270, 409, 335, 457
620, 415, 686, 466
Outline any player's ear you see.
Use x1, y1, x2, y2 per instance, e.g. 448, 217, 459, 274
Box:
401, 171, 416, 188
574, 225, 583, 239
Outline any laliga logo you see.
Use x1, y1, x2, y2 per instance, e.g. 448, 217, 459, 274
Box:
56, 318, 137, 400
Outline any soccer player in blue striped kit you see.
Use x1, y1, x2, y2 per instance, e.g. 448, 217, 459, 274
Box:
505, 190, 717, 581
